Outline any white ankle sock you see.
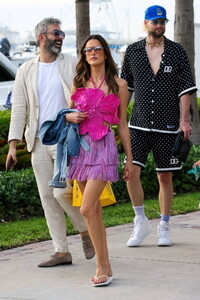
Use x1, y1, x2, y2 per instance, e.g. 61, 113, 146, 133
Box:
133, 205, 145, 218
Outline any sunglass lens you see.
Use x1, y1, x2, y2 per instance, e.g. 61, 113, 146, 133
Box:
153, 20, 166, 25
54, 30, 65, 37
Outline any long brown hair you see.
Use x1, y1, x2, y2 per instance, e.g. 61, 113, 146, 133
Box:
73, 34, 119, 95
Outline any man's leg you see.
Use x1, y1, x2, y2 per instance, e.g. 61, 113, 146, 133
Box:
48, 141, 94, 259
157, 172, 173, 246
32, 139, 70, 256
154, 132, 181, 246
126, 129, 152, 247
157, 172, 173, 216
127, 165, 144, 206
53, 184, 95, 259
32, 140, 94, 264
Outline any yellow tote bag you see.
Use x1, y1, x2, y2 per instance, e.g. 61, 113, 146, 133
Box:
72, 180, 116, 207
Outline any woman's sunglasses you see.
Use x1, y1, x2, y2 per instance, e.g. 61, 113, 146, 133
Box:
83, 46, 104, 53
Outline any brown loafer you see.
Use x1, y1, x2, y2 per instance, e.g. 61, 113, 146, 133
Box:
38, 252, 72, 267
82, 236, 95, 259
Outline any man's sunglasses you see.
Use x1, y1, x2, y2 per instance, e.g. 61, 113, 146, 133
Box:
83, 46, 104, 53
43, 29, 65, 38
150, 20, 168, 26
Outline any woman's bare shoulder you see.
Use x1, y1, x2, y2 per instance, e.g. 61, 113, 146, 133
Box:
115, 77, 128, 87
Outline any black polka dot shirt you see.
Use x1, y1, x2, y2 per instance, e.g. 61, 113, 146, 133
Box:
121, 36, 197, 133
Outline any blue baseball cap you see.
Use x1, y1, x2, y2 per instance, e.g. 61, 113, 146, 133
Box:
144, 5, 168, 21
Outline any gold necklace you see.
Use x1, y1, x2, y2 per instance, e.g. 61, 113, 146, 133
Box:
146, 39, 164, 47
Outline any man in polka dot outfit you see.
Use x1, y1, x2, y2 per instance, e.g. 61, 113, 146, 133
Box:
121, 5, 197, 247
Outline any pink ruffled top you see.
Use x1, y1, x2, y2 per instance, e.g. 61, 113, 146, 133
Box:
71, 88, 120, 141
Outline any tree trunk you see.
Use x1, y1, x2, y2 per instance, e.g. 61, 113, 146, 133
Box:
75, 0, 90, 55
174, 0, 200, 144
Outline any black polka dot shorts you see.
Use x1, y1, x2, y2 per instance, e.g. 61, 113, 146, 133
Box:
129, 129, 182, 172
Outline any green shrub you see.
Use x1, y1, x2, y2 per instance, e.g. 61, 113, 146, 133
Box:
115, 145, 200, 203
197, 97, 200, 110
0, 110, 11, 140
0, 146, 199, 222
0, 110, 31, 171
0, 104, 199, 221
173, 145, 200, 194
0, 168, 42, 221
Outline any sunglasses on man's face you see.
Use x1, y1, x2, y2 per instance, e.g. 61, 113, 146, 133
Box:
83, 46, 104, 54
150, 20, 168, 26
44, 29, 65, 38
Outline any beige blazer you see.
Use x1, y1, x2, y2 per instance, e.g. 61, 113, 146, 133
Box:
8, 53, 77, 152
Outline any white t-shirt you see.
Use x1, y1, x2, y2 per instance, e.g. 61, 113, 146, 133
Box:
37, 61, 68, 131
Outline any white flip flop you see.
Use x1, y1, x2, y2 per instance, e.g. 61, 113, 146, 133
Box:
93, 275, 113, 287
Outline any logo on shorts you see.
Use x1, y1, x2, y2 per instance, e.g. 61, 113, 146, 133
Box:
170, 157, 179, 165
164, 66, 172, 73
167, 125, 175, 129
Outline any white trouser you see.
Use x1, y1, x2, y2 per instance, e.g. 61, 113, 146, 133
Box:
31, 138, 87, 253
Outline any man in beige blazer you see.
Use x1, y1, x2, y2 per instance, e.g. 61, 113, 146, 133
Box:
6, 17, 94, 267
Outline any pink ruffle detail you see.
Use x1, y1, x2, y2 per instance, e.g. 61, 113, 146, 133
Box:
67, 164, 119, 182
71, 88, 120, 141
67, 131, 119, 182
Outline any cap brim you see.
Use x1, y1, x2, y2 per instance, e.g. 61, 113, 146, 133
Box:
148, 17, 169, 21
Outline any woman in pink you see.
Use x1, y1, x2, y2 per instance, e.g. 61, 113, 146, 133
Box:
66, 35, 133, 287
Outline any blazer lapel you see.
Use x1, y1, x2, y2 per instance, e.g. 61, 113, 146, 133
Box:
32, 55, 40, 106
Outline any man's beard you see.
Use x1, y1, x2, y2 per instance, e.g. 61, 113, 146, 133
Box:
149, 28, 165, 39
45, 38, 62, 55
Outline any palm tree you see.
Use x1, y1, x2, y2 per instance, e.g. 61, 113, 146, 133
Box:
174, 0, 200, 144
75, 0, 90, 55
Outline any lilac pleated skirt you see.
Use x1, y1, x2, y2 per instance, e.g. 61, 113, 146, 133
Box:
67, 130, 119, 182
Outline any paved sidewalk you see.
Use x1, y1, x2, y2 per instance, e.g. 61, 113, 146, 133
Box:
0, 211, 200, 300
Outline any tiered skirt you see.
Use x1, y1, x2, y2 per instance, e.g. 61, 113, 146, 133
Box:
67, 131, 119, 182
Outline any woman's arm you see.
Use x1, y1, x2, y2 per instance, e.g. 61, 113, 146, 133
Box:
66, 88, 89, 123
68, 98, 75, 109
116, 78, 133, 181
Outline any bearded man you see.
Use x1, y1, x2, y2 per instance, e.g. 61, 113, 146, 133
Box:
121, 5, 197, 247
6, 17, 94, 267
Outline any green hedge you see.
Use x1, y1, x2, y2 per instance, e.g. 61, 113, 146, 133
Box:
113, 145, 200, 203
0, 110, 31, 170
0, 107, 199, 222
0, 145, 199, 222
0, 168, 43, 221
0, 110, 11, 140
197, 97, 200, 110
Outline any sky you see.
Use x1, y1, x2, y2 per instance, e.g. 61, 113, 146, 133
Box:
0, 0, 200, 43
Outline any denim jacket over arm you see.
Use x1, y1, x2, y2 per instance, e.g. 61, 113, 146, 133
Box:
39, 108, 90, 188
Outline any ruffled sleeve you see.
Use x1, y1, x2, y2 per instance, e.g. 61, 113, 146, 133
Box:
72, 88, 120, 141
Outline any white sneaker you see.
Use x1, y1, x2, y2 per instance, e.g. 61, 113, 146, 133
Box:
127, 215, 152, 247
157, 221, 172, 246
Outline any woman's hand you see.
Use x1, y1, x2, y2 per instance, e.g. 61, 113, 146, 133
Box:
193, 160, 200, 168
123, 160, 134, 181
66, 112, 89, 124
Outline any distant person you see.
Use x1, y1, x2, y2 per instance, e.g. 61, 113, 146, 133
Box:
0, 37, 11, 58
193, 160, 200, 167
66, 34, 133, 286
121, 5, 197, 247
6, 17, 94, 267
187, 160, 200, 181
3, 88, 12, 110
